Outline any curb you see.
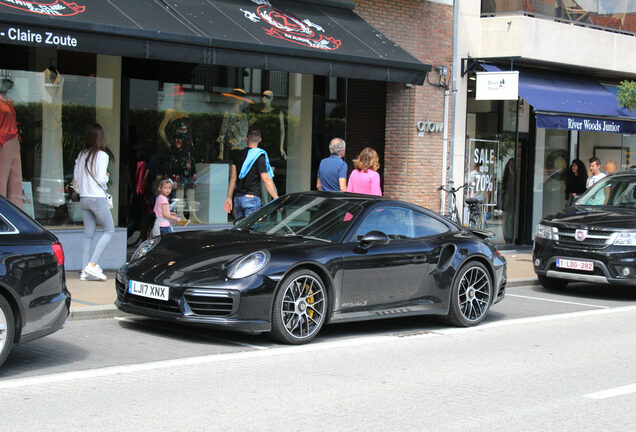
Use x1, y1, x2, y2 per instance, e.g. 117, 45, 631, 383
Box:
506, 277, 540, 288
68, 305, 129, 321
67, 277, 541, 321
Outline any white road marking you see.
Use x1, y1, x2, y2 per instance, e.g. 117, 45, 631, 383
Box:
585, 383, 636, 400
4, 304, 636, 390
506, 293, 609, 309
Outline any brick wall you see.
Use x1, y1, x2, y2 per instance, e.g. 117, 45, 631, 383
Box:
352, 0, 454, 211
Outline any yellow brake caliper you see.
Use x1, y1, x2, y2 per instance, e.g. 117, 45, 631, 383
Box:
305, 284, 315, 319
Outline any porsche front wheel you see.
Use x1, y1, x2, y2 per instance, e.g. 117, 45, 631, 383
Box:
446, 261, 492, 327
271, 269, 327, 344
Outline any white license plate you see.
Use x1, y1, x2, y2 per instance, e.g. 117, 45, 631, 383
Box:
128, 280, 170, 301
556, 259, 594, 272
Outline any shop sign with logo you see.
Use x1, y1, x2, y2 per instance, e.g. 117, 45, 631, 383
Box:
240, 0, 341, 50
416, 119, 443, 136
476, 71, 519, 101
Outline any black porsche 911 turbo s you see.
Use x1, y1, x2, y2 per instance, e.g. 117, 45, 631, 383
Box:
0, 196, 71, 367
116, 192, 506, 344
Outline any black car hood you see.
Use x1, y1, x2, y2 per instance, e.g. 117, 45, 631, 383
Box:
543, 205, 636, 230
127, 229, 322, 279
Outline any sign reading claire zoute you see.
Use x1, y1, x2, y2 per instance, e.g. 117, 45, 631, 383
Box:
476, 71, 519, 101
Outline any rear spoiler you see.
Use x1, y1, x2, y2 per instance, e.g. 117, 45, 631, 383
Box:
467, 227, 495, 240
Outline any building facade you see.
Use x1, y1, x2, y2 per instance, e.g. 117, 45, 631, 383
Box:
452, 0, 636, 246
0, 0, 455, 270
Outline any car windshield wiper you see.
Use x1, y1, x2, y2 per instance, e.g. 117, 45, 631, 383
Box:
283, 233, 331, 243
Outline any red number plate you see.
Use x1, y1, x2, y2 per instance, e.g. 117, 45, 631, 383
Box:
556, 259, 594, 272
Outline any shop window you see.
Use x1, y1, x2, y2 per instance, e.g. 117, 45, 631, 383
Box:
1, 54, 117, 228
125, 64, 318, 242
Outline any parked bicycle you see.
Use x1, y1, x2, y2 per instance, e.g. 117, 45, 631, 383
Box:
437, 183, 467, 225
437, 183, 488, 229
465, 197, 487, 229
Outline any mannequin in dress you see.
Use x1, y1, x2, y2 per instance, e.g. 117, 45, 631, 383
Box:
0, 77, 22, 208
216, 88, 253, 160
250, 90, 287, 199
257, 90, 286, 160
158, 85, 202, 224
39, 66, 65, 206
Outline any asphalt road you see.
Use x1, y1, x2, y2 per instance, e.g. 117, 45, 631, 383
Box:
2, 283, 636, 431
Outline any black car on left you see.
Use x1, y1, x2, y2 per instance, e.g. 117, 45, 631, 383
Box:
117, 192, 506, 344
0, 196, 71, 367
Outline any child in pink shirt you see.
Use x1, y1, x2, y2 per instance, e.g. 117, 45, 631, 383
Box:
153, 179, 181, 235
347, 147, 382, 196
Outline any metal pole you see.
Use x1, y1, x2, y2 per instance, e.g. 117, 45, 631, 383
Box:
441, 88, 450, 213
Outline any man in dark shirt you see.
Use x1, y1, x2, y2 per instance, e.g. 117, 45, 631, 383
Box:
224, 125, 278, 219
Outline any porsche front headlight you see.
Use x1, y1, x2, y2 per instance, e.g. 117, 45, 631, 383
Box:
131, 238, 159, 262
227, 251, 269, 279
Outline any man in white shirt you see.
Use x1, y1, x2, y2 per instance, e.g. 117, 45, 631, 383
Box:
586, 157, 606, 189
585, 157, 607, 205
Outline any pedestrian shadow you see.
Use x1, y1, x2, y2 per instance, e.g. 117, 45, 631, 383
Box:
0, 339, 89, 380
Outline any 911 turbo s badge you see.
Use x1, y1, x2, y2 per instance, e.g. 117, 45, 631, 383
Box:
241, 0, 341, 50
0, 0, 85, 16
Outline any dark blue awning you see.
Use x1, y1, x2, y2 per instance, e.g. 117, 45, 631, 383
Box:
482, 64, 636, 134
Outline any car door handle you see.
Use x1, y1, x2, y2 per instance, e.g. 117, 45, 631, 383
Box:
411, 256, 426, 264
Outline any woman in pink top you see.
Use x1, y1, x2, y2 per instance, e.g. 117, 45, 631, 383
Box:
347, 147, 382, 196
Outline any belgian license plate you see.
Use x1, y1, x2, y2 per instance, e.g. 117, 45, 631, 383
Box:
556, 259, 594, 272
128, 280, 169, 301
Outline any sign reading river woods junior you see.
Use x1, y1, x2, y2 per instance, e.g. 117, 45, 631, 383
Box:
466, 139, 499, 207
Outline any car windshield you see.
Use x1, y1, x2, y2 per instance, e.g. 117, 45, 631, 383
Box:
234, 195, 365, 242
576, 176, 636, 207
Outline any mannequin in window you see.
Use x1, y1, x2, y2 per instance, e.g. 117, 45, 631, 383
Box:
39, 66, 65, 206
251, 90, 286, 160
250, 90, 287, 200
158, 85, 203, 224
0, 77, 22, 208
216, 88, 253, 160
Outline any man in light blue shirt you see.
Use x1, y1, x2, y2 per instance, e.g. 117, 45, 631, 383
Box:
317, 138, 347, 192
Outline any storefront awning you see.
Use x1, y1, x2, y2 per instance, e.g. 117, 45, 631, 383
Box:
483, 64, 636, 134
0, 0, 430, 84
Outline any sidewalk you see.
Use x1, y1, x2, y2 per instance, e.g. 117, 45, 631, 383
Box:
66, 251, 537, 321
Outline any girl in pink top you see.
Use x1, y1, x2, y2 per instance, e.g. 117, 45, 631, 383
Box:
347, 147, 382, 196
153, 179, 181, 235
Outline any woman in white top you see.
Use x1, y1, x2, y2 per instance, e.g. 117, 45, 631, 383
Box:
73, 124, 114, 281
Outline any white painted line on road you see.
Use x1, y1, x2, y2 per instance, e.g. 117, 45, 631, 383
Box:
506, 294, 609, 309
585, 383, 636, 400
0, 335, 400, 390
4, 304, 636, 390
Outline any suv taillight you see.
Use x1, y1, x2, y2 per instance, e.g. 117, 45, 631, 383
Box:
51, 242, 64, 266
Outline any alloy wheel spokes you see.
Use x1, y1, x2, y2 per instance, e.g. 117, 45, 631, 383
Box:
0, 311, 6, 349
458, 267, 491, 322
281, 275, 325, 339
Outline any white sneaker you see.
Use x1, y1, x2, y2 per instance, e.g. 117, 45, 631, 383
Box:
83, 264, 107, 281
80, 271, 100, 281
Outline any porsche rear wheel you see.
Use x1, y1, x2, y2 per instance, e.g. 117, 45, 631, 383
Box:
271, 269, 327, 344
446, 261, 492, 327
0, 294, 15, 367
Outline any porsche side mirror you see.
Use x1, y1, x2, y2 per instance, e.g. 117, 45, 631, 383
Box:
359, 230, 390, 249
